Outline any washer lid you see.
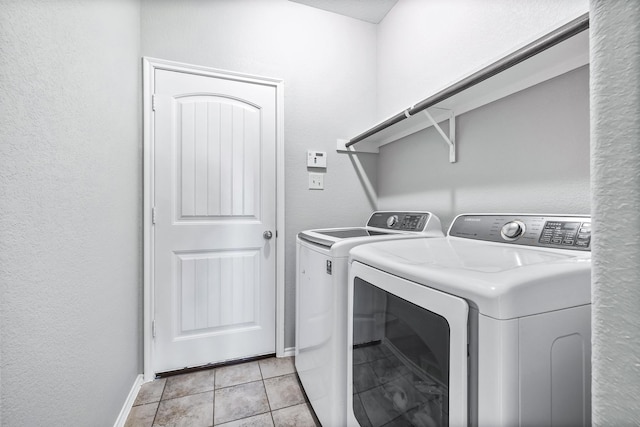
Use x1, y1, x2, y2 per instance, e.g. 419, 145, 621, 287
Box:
349, 237, 591, 319
297, 211, 444, 253
298, 227, 436, 257
298, 227, 396, 248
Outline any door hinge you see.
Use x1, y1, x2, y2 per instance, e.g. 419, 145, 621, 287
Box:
152, 94, 157, 111
152, 320, 156, 338
152, 207, 156, 225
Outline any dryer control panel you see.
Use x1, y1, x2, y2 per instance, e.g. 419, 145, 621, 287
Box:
448, 214, 591, 251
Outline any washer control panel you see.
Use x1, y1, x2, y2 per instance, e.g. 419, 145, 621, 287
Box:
501, 220, 526, 240
449, 214, 591, 251
367, 211, 430, 231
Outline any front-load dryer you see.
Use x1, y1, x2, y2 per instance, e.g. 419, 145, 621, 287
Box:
347, 214, 592, 427
296, 211, 443, 427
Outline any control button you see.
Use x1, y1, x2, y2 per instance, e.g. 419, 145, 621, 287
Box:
579, 224, 591, 234
386, 215, 399, 228
576, 239, 590, 247
501, 221, 525, 240
578, 233, 590, 239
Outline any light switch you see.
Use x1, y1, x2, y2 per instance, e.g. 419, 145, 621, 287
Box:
309, 172, 324, 190
307, 150, 327, 168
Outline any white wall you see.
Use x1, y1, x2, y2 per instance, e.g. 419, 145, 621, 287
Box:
140, 0, 379, 349
376, 0, 589, 120
590, 1, 640, 424
377, 65, 590, 228
0, 0, 141, 425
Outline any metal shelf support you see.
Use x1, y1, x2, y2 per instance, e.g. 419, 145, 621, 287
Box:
423, 109, 456, 163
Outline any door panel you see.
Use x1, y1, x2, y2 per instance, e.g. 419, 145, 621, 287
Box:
153, 68, 276, 372
175, 250, 260, 335
174, 97, 260, 219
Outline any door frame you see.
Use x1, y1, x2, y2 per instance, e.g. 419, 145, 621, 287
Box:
142, 57, 285, 380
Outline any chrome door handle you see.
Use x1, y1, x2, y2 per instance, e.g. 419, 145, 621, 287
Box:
263, 230, 273, 240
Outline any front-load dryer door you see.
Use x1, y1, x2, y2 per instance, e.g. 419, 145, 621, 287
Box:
347, 261, 469, 427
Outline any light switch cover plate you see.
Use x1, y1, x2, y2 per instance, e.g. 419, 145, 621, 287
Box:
309, 172, 324, 190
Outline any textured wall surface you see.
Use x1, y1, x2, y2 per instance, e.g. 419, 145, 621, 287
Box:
6, 2, 638, 424
376, 0, 589, 120
377, 66, 590, 229
590, 1, 640, 424
0, 1, 141, 425
141, 0, 378, 350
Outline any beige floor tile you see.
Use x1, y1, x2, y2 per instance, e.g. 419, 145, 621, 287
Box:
271, 403, 318, 427
215, 412, 274, 427
162, 369, 215, 400
129, 358, 315, 427
258, 357, 295, 379
215, 361, 262, 389
125, 402, 158, 427
263, 374, 305, 411
214, 380, 270, 425
134, 378, 166, 406
153, 392, 214, 427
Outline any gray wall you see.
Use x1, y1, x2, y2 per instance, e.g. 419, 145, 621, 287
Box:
0, 0, 141, 425
2, 1, 638, 425
377, 66, 590, 229
140, 0, 379, 350
590, 1, 640, 424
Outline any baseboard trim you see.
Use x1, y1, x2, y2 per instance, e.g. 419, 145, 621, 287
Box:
113, 374, 144, 427
282, 346, 296, 357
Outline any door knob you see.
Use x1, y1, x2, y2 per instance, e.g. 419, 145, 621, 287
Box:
263, 230, 273, 240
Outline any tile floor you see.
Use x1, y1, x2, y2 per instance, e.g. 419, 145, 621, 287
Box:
125, 356, 321, 427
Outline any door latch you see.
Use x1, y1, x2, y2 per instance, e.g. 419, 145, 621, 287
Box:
326, 260, 332, 275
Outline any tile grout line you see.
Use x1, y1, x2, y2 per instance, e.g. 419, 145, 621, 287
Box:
214, 368, 218, 427
150, 378, 167, 427
258, 361, 276, 425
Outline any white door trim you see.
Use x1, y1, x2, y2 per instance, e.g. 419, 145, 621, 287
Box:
142, 57, 285, 380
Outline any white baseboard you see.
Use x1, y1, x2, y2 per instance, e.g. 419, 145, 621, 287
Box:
281, 346, 296, 357
114, 374, 144, 427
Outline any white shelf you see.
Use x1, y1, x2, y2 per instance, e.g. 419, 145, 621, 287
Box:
338, 16, 589, 161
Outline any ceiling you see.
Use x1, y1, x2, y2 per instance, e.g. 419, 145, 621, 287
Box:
289, 0, 399, 24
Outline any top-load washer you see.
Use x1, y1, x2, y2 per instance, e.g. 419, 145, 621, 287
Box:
347, 214, 592, 427
296, 211, 444, 427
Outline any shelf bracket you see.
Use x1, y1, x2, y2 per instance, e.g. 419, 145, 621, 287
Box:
423, 109, 456, 163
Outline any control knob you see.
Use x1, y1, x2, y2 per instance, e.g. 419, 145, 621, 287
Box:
386, 215, 399, 228
501, 220, 525, 240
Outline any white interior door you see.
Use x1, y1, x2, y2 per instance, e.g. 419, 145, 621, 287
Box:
151, 66, 277, 373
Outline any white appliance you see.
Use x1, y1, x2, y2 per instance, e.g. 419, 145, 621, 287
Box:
296, 211, 444, 427
347, 214, 592, 427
